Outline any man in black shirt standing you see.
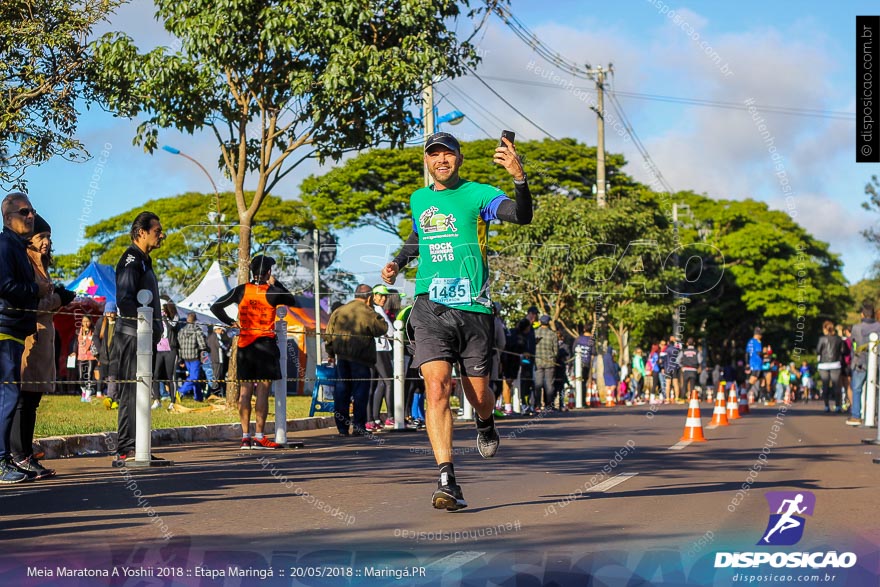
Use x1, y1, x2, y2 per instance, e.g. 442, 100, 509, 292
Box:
680, 338, 700, 400
111, 212, 164, 466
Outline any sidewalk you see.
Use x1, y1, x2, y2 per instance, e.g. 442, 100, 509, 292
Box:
34, 415, 336, 459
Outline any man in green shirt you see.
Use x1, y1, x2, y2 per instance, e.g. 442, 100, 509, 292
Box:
381, 132, 533, 511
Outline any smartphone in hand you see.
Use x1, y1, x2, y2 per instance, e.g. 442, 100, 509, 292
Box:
499, 130, 515, 147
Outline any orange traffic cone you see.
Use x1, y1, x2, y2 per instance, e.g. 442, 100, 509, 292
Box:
605, 388, 616, 407
680, 389, 707, 442
590, 386, 600, 408
710, 386, 730, 426
727, 386, 741, 420
738, 384, 749, 415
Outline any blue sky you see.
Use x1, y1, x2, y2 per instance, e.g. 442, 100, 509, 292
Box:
20, 0, 880, 286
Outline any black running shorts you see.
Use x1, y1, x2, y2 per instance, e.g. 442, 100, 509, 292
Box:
236, 336, 282, 381
409, 295, 493, 377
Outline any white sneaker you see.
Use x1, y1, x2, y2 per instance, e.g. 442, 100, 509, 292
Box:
151, 400, 161, 410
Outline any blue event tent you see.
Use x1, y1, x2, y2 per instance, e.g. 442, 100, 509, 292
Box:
67, 260, 116, 305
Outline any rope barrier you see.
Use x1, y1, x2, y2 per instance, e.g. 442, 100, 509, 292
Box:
3, 375, 465, 386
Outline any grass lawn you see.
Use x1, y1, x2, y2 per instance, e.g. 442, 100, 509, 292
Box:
34, 395, 318, 438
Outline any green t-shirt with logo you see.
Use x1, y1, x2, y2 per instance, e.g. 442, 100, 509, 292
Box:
411, 179, 509, 314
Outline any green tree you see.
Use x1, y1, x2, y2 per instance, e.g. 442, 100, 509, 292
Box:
54, 192, 337, 299
90, 0, 495, 283
847, 278, 880, 326
300, 138, 851, 364
673, 192, 851, 360
304, 137, 672, 359
491, 187, 681, 365
0, 0, 124, 188
302, 138, 634, 238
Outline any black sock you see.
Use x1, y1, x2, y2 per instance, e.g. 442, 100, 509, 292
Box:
439, 462, 456, 486
475, 413, 495, 434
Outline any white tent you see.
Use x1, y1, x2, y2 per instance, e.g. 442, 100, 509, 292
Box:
177, 261, 236, 321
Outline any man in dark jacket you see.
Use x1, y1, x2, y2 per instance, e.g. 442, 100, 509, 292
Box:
680, 338, 700, 400
664, 335, 682, 402
0, 193, 52, 483
520, 305, 539, 413
573, 324, 594, 389
111, 212, 164, 466
325, 284, 389, 436
849, 301, 880, 425
533, 315, 556, 411
176, 313, 208, 401
206, 326, 230, 396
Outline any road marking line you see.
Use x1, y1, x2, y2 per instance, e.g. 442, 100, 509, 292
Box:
586, 472, 639, 493
426, 551, 485, 572
668, 440, 692, 450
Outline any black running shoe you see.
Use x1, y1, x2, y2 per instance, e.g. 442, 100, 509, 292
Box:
476, 426, 500, 459
14, 456, 55, 480
432, 482, 467, 511
112, 451, 165, 467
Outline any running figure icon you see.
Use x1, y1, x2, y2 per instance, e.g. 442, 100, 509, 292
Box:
762, 494, 807, 544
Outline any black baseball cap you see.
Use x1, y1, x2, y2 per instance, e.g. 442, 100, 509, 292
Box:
250, 254, 276, 275
424, 132, 460, 153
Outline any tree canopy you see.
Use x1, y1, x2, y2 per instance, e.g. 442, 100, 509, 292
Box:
670, 192, 851, 358
300, 137, 851, 361
0, 0, 123, 188
89, 0, 496, 282
302, 138, 635, 238
52, 192, 350, 299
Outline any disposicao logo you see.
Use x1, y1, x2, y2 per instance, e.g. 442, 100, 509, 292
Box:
758, 491, 815, 546
714, 490, 857, 570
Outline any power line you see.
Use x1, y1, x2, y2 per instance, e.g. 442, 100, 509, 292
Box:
493, 5, 594, 81
606, 89, 675, 194
443, 83, 509, 133
490, 5, 678, 198
436, 91, 496, 139
465, 67, 561, 140
479, 74, 854, 121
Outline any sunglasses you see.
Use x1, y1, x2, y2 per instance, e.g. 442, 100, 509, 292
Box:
13, 207, 36, 217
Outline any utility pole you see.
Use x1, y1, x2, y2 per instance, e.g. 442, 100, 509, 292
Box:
312, 228, 322, 365
672, 203, 682, 340
586, 64, 613, 208
423, 83, 435, 187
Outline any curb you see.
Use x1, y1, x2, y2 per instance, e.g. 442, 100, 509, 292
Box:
35, 416, 336, 459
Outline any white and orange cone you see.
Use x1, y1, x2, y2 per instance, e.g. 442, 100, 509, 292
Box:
738, 384, 750, 415
605, 388, 616, 407
590, 386, 600, 408
681, 389, 707, 442
710, 386, 730, 426
727, 386, 741, 420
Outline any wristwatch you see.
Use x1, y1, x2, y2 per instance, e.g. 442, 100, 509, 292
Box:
513, 173, 528, 185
